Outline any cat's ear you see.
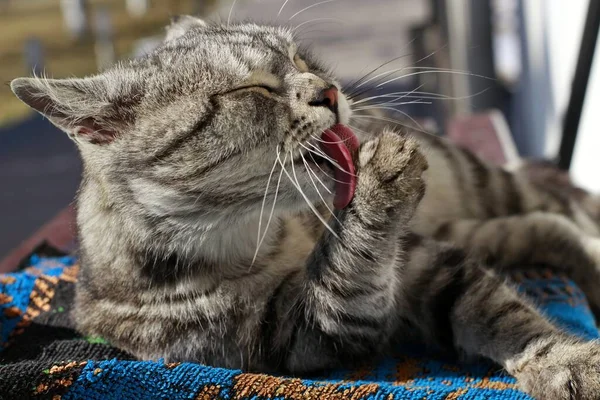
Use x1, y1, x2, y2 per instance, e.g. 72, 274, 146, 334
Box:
165, 15, 207, 42
10, 76, 130, 145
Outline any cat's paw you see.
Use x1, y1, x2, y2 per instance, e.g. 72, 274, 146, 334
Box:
352, 129, 428, 223
515, 340, 600, 399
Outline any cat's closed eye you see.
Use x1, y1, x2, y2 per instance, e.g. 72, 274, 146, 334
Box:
229, 85, 278, 96
293, 53, 309, 73
232, 70, 282, 96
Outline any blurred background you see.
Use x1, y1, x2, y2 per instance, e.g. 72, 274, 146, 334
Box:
0, 0, 598, 259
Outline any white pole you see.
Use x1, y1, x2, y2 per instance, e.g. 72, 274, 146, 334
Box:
93, 7, 115, 71
126, 0, 149, 18
60, 0, 89, 41
24, 38, 44, 76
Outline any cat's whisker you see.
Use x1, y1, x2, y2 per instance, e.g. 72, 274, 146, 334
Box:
359, 87, 491, 105
350, 83, 426, 106
300, 153, 341, 225
354, 65, 412, 90
351, 89, 487, 107
346, 53, 414, 91
292, 18, 345, 33
376, 69, 494, 89
301, 141, 332, 160
350, 93, 444, 106
343, 44, 416, 96
293, 18, 345, 35
304, 142, 357, 177
346, 86, 385, 103
301, 146, 349, 184
299, 152, 332, 194
353, 97, 433, 108
292, 19, 344, 37
358, 105, 426, 131
308, 133, 351, 145
352, 102, 433, 116
299, 141, 324, 155
353, 45, 448, 91
284, 151, 339, 239
346, 45, 451, 100
312, 152, 357, 178
351, 113, 437, 138
288, 0, 339, 21
402, 65, 490, 74
252, 151, 281, 267
350, 94, 407, 107
277, 0, 293, 18
347, 66, 418, 100
294, 25, 345, 44
342, 66, 373, 94
345, 123, 370, 138
227, 0, 238, 27
351, 112, 418, 128
257, 182, 282, 250
293, 29, 336, 39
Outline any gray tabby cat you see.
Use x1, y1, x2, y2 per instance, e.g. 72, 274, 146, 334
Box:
10, 16, 600, 399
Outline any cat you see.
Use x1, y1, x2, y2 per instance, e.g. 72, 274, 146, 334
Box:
10, 16, 600, 399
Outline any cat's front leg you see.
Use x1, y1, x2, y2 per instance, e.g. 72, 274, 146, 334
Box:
284, 130, 428, 372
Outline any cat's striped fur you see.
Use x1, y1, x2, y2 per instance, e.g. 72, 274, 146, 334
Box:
11, 17, 600, 399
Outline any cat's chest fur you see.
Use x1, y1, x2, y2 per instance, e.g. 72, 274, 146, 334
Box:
73, 196, 322, 365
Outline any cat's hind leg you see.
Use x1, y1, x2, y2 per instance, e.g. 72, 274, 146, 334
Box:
432, 212, 600, 317
412, 131, 600, 237
399, 236, 600, 400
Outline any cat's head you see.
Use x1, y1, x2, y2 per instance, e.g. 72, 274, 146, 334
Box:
11, 17, 353, 226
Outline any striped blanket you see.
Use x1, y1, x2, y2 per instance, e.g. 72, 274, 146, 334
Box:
0, 254, 597, 399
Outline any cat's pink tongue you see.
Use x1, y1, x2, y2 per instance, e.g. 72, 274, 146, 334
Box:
320, 124, 359, 209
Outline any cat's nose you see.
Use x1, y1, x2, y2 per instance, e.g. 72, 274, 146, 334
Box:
309, 85, 338, 114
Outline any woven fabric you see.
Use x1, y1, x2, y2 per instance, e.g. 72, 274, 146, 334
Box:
0, 255, 597, 399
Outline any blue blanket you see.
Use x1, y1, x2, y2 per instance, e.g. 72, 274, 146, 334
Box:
0, 255, 597, 399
